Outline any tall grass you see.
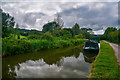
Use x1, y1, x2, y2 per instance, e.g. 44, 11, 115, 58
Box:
2, 37, 86, 56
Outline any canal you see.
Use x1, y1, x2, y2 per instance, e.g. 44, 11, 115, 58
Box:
2, 45, 98, 78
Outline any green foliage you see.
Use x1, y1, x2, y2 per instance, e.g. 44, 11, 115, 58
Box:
82, 32, 91, 39
42, 21, 60, 33
2, 36, 86, 56
52, 29, 73, 39
19, 29, 43, 36
28, 35, 41, 39
63, 28, 74, 37
78, 27, 93, 39
10, 41, 31, 55
41, 32, 54, 41
107, 31, 119, 44
102, 27, 119, 44
104, 27, 117, 35
90, 35, 101, 43
89, 41, 119, 78
2, 10, 15, 28
74, 34, 85, 39
1, 8, 91, 57
59, 29, 72, 39
14, 24, 20, 39
72, 23, 80, 35
81, 28, 88, 33
2, 38, 31, 56
1, 8, 15, 38
103, 27, 117, 40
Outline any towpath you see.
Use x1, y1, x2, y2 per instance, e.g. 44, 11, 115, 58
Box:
103, 40, 120, 65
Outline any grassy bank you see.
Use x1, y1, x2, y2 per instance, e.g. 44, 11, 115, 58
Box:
2, 37, 86, 57
89, 41, 119, 79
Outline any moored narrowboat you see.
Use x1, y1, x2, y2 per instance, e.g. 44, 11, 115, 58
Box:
83, 40, 99, 53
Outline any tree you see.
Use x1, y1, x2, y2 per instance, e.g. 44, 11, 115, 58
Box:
82, 32, 91, 39
74, 34, 85, 39
80, 28, 93, 39
103, 27, 117, 40
41, 32, 54, 41
54, 14, 64, 29
42, 22, 59, 33
52, 29, 73, 39
104, 27, 117, 35
63, 28, 74, 37
2, 10, 15, 28
107, 31, 119, 43
72, 23, 80, 35
81, 28, 88, 33
42, 14, 64, 33
1, 8, 15, 38
15, 23, 20, 39
87, 28, 94, 34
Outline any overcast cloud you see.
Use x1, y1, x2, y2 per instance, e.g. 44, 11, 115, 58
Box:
1, 1, 118, 34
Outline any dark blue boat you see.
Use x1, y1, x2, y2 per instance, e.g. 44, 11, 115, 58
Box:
83, 40, 99, 53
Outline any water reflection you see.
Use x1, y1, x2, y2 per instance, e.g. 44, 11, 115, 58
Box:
14, 53, 90, 78
3, 46, 98, 78
83, 52, 98, 63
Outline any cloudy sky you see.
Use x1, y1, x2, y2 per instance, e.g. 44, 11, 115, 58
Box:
1, 0, 119, 34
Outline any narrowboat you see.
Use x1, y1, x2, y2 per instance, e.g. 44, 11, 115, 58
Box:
83, 40, 99, 53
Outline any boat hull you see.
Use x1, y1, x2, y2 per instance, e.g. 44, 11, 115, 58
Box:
83, 40, 99, 53
83, 49, 99, 53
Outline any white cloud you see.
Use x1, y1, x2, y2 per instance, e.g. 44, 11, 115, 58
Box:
1, 2, 118, 34
1, 0, 119, 2
93, 30, 104, 35
89, 3, 106, 11
73, 3, 87, 8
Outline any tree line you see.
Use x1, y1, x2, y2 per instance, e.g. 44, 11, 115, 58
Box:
1, 8, 119, 44
101, 27, 120, 44
1, 8, 93, 40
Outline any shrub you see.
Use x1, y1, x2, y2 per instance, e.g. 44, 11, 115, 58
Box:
28, 35, 41, 39
2, 39, 31, 56
41, 32, 54, 41
74, 34, 85, 39
52, 29, 73, 39
2, 36, 86, 56
107, 31, 119, 44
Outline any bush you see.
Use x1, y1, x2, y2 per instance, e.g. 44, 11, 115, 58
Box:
107, 31, 120, 44
74, 34, 85, 39
52, 29, 73, 39
28, 35, 41, 39
2, 39, 31, 56
2, 36, 86, 56
41, 32, 54, 41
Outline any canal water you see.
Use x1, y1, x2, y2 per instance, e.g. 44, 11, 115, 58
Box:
2, 45, 98, 78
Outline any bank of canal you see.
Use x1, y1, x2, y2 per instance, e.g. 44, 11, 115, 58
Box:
3, 45, 98, 79
89, 41, 119, 79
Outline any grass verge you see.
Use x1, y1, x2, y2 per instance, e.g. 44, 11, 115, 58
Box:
89, 41, 119, 79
